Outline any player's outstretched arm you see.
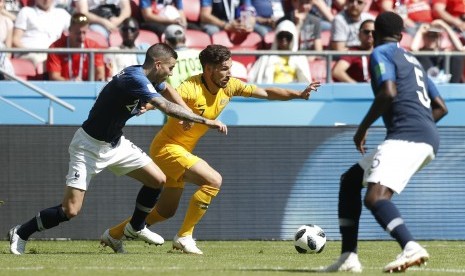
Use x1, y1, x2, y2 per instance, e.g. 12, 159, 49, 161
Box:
251, 81, 321, 100
149, 96, 227, 134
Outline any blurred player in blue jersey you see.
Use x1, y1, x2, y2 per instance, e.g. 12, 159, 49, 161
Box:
324, 12, 448, 273
8, 43, 227, 255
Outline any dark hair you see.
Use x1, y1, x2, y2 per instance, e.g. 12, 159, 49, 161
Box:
144, 43, 178, 66
375, 12, 403, 38
359, 19, 374, 30
199, 45, 231, 68
120, 17, 139, 30
70, 13, 89, 26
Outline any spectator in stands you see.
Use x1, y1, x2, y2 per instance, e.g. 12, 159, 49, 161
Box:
163, 24, 202, 88
250, 0, 284, 37
247, 19, 311, 83
0, 0, 15, 79
280, 0, 323, 58
371, 0, 433, 36
2, 0, 18, 21
75, 0, 131, 41
139, 0, 187, 37
105, 17, 148, 79
411, 20, 464, 83
200, 0, 255, 36
46, 13, 105, 81
432, 0, 465, 37
309, 0, 336, 31
330, 0, 374, 51
332, 19, 374, 83
12, 0, 70, 68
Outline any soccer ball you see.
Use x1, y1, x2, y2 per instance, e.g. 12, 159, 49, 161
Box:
294, 224, 326, 254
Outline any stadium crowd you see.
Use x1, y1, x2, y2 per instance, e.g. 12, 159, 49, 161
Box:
1, 0, 465, 83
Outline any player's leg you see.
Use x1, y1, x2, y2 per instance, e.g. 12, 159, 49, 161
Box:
324, 163, 363, 272
173, 159, 221, 254
9, 187, 84, 255
9, 128, 93, 255
101, 137, 166, 252
106, 178, 182, 241
363, 140, 433, 272
120, 162, 166, 245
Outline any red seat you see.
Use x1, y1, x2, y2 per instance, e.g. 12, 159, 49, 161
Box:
136, 30, 160, 46
86, 30, 109, 48
10, 58, 38, 80
211, 31, 262, 68
400, 32, 413, 50
309, 59, 336, 83
110, 30, 160, 47
184, 0, 201, 23
185, 29, 211, 49
109, 30, 122, 47
320, 30, 331, 49
262, 31, 275, 49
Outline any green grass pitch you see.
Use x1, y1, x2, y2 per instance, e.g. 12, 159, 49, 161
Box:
1, 240, 464, 275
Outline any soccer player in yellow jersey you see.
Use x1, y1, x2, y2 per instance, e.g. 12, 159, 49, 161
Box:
101, 44, 321, 254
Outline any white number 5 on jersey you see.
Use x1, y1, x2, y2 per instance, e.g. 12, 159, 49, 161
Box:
414, 67, 431, 108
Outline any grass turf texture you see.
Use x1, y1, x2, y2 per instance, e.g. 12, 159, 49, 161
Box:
1, 240, 464, 275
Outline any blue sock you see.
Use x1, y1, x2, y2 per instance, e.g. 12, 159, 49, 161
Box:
339, 164, 364, 253
370, 199, 414, 248
130, 186, 161, 231
17, 204, 69, 240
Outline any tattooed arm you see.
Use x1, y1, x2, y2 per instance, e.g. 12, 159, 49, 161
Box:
149, 96, 228, 134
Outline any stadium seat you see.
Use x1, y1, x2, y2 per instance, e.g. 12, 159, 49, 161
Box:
309, 59, 336, 83
185, 29, 212, 49
231, 60, 248, 81
86, 30, 109, 47
320, 30, 331, 49
136, 30, 160, 46
262, 31, 275, 49
185, 0, 201, 23
109, 30, 122, 47
111, 30, 160, 47
212, 31, 262, 69
10, 58, 38, 80
400, 32, 413, 50
440, 32, 453, 50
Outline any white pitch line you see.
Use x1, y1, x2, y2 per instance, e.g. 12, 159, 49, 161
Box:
364, 266, 465, 274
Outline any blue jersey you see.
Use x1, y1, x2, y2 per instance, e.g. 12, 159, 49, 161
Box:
82, 65, 164, 144
370, 42, 440, 153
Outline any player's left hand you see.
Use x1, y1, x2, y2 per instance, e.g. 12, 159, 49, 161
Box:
353, 128, 368, 154
300, 81, 321, 100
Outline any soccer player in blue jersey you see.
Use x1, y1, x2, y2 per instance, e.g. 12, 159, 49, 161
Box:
324, 12, 448, 273
8, 43, 227, 255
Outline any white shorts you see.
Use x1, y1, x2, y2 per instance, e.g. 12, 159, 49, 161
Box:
65, 128, 152, 191
357, 139, 435, 194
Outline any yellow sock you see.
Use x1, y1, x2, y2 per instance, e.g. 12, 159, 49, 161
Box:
146, 208, 168, 226
177, 185, 219, 237
109, 217, 131, 240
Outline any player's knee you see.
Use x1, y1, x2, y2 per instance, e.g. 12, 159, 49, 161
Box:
155, 174, 167, 187
63, 206, 81, 219
208, 172, 222, 188
148, 174, 166, 189
364, 195, 377, 210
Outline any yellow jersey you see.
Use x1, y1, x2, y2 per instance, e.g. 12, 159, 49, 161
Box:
155, 74, 256, 151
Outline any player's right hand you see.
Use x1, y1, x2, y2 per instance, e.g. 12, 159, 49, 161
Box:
207, 119, 228, 135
